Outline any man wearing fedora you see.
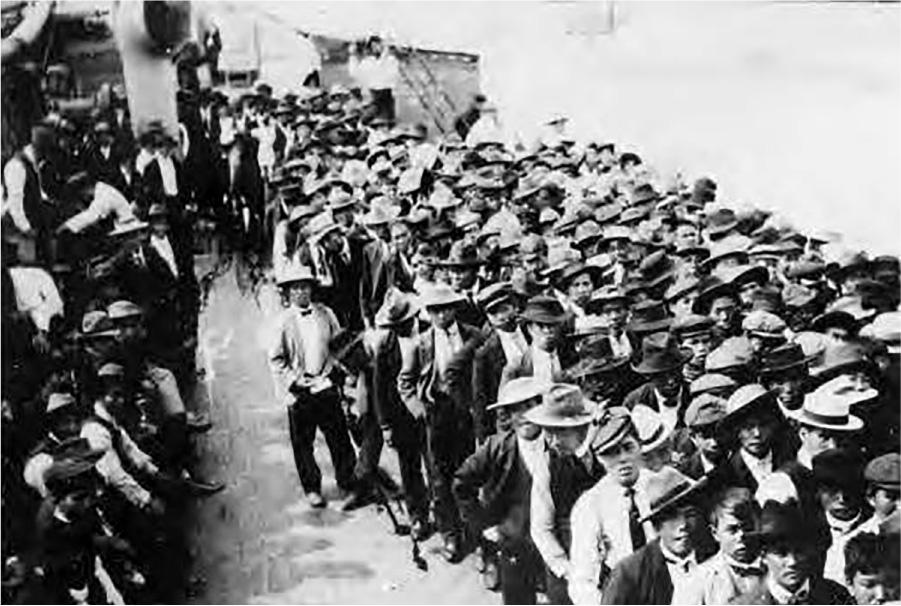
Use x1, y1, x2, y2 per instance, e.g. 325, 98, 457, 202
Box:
372, 290, 429, 537
601, 467, 715, 604
731, 501, 853, 604
694, 275, 744, 343
441, 240, 488, 328
587, 285, 634, 360
269, 264, 356, 508
623, 332, 694, 433
673, 487, 766, 605
397, 283, 482, 561
526, 384, 602, 605
759, 343, 812, 418
453, 377, 547, 604
569, 407, 655, 604
472, 282, 530, 442
502, 295, 573, 387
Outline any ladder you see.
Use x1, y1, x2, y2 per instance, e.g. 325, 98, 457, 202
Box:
395, 46, 459, 135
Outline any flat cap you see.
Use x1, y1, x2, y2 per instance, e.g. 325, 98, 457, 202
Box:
864, 453, 900, 490
705, 336, 754, 372
684, 394, 727, 428
476, 281, 514, 312
742, 310, 787, 339
690, 373, 738, 397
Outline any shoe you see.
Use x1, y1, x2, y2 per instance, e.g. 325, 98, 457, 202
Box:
184, 478, 225, 496
307, 492, 326, 509
441, 534, 462, 564
411, 518, 431, 542
341, 489, 377, 512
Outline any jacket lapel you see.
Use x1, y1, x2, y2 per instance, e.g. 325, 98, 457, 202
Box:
647, 541, 674, 604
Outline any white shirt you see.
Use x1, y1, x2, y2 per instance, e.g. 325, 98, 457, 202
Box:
2, 146, 41, 233
569, 468, 655, 605
767, 577, 810, 605
497, 327, 528, 368
156, 153, 178, 196
609, 330, 632, 358
740, 449, 774, 485
659, 542, 698, 597
517, 434, 546, 478
654, 387, 681, 433
433, 322, 463, 379
531, 345, 561, 384
295, 306, 330, 376
62, 181, 134, 234
823, 512, 864, 585
8, 266, 64, 331
150, 234, 178, 277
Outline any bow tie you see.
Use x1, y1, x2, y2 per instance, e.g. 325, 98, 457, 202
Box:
729, 561, 765, 577
663, 554, 694, 573
298, 308, 313, 316
787, 589, 810, 605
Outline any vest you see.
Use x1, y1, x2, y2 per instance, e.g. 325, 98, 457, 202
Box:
549, 451, 599, 553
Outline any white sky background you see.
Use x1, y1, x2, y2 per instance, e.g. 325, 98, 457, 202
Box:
222, 0, 899, 254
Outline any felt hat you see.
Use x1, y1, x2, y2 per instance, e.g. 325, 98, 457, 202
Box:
109, 216, 149, 238
717, 264, 769, 289
586, 285, 629, 313
832, 250, 871, 280
705, 336, 754, 373
749, 502, 815, 548
440, 241, 484, 268
520, 295, 568, 325
639, 251, 677, 288
742, 310, 787, 340
573, 220, 603, 250
289, 205, 317, 225
80, 311, 119, 339
476, 282, 514, 312
487, 377, 549, 411
699, 235, 752, 272
594, 201, 624, 225
328, 190, 357, 213
588, 406, 636, 455
684, 394, 727, 429
689, 373, 738, 397
673, 313, 714, 338
640, 467, 707, 523
813, 341, 875, 383
524, 383, 595, 428
107, 300, 143, 320
558, 261, 602, 288
46, 392, 77, 415
375, 290, 419, 328
812, 449, 865, 493
796, 382, 864, 431
721, 383, 779, 430
759, 343, 811, 376
705, 208, 739, 238
692, 275, 739, 315
859, 312, 901, 354
631, 404, 673, 453
864, 453, 900, 491
600, 225, 633, 245
782, 283, 819, 309
674, 240, 710, 260
307, 213, 343, 242
627, 300, 673, 334
631, 183, 661, 206
277, 264, 317, 286
539, 207, 561, 226
665, 276, 702, 304
360, 203, 400, 226
632, 332, 693, 375
420, 284, 466, 309
785, 260, 826, 282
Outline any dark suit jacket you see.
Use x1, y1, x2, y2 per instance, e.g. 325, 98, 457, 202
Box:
83, 144, 128, 194
719, 448, 792, 494
359, 240, 415, 326
471, 330, 505, 441
729, 578, 853, 605
372, 330, 410, 431
603, 539, 717, 605
623, 381, 691, 423
397, 322, 481, 418
452, 430, 532, 542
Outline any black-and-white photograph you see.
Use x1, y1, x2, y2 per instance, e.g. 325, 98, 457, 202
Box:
1, 0, 899, 604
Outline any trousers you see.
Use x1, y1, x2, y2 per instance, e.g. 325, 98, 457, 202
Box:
424, 394, 475, 537
287, 387, 356, 494
390, 413, 429, 521
499, 540, 543, 605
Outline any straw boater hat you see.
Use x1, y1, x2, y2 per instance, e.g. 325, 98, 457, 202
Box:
719, 383, 779, 431
794, 380, 864, 430
487, 377, 549, 411
420, 284, 465, 309
524, 383, 596, 428
277, 264, 318, 287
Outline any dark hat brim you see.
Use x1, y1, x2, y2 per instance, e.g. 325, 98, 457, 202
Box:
627, 317, 673, 334
632, 347, 694, 375
717, 393, 780, 433
520, 310, 569, 325
640, 476, 709, 523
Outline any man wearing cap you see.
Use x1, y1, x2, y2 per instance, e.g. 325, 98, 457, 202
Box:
473, 282, 530, 442
588, 285, 633, 360
601, 467, 714, 604
673, 487, 766, 605
270, 264, 356, 508
858, 453, 900, 535
674, 314, 716, 383
397, 283, 482, 561
372, 290, 429, 537
526, 384, 603, 605
569, 407, 656, 603
623, 332, 694, 433
731, 502, 853, 604
679, 394, 729, 482
453, 377, 547, 604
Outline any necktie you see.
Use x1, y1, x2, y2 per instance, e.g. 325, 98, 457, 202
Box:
624, 486, 646, 549
298, 308, 312, 317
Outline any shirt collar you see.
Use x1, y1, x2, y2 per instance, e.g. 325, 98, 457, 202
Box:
767, 576, 810, 605
724, 553, 765, 576
796, 448, 813, 470
826, 511, 862, 535
654, 387, 681, 408
659, 542, 697, 570
741, 448, 773, 470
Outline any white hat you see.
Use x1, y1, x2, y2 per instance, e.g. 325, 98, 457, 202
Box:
46, 392, 76, 414
796, 382, 864, 432
487, 377, 549, 411
631, 404, 673, 454
307, 213, 342, 242
277, 263, 317, 286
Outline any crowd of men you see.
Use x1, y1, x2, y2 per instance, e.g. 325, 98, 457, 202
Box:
2, 48, 901, 605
